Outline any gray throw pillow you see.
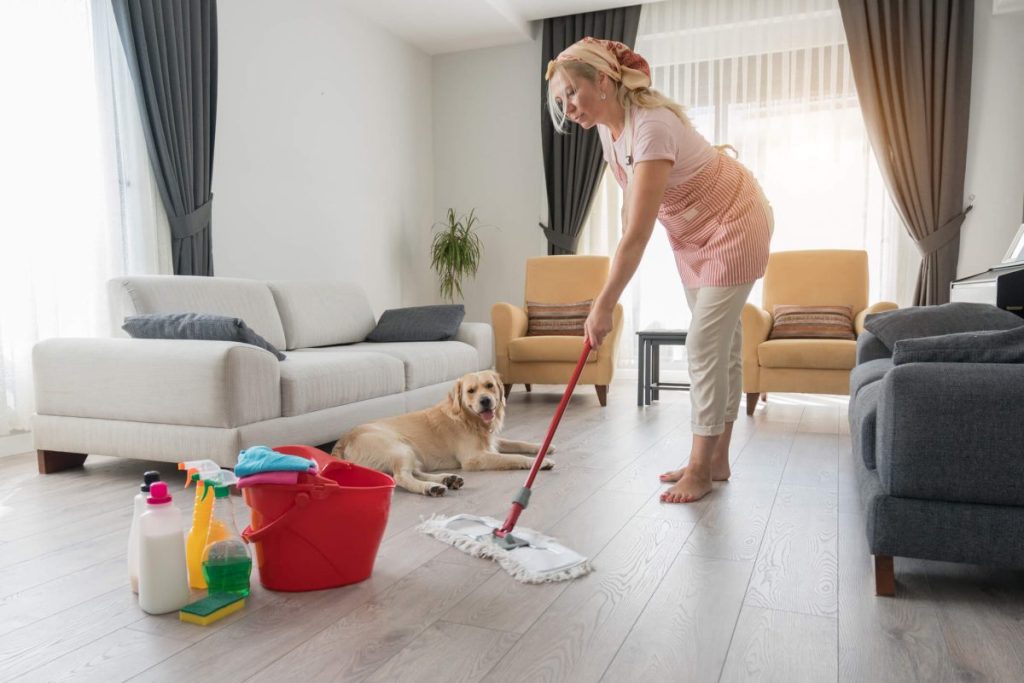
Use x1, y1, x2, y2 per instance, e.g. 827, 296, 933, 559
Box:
893, 325, 1024, 365
122, 313, 286, 360
864, 302, 1024, 349
366, 305, 465, 343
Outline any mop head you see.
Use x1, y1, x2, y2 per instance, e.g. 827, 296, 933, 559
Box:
418, 514, 592, 584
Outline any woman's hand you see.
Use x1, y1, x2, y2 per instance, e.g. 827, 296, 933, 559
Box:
584, 302, 614, 349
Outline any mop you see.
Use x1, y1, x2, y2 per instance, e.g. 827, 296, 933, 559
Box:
418, 341, 594, 584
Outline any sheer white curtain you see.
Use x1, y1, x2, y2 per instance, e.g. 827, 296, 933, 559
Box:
0, 0, 171, 438
579, 0, 916, 370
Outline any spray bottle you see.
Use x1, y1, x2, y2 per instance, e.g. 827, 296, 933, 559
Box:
128, 470, 162, 594
179, 460, 228, 589
202, 478, 252, 596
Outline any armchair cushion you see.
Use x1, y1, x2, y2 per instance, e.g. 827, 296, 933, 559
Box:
757, 338, 857, 370
508, 336, 598, 363
366, 305, 465, 343
864, 302, 1024, 349
122, 313, 285, 360
892, 325, 1024, 365
768, 304, 855, 340
526, 299, 592, 336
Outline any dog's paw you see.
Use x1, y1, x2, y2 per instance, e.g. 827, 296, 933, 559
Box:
541, 459, 555, 470
443, 475, 464, 490
425, 484, 448, 497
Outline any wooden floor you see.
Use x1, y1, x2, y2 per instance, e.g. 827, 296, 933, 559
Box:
2, 377, 1024, 682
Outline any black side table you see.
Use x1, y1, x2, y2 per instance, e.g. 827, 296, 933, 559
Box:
636, 329, 690, 406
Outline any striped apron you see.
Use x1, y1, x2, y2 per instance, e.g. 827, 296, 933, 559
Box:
612, 106, 773, 289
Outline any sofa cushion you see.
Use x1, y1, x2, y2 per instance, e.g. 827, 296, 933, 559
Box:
122, 313, 285, 360
366, 305, 465, 343
757, 338, 856, 370
768, 305, 855, 340
892, 325, 1024, 365
849, 358, 893, 399
267, 280, 377, 350
864, 302, 1024, 350
342, 341, 480, 390
110, 275, 287, 350
279, 350, 404, 417
855, 330, 891, 364
851, 379, 882, 470
876, 363, 1024, 507
508, 336, 599, 363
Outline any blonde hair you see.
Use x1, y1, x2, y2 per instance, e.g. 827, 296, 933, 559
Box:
546, 61, 690, 134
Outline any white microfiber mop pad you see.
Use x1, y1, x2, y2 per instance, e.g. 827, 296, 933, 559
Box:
418, 514, 592, 584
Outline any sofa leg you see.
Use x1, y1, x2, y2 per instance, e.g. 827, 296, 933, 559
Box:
746, 392, 759, 416
525, 384, 532, 392
37, 450, 88, 474
761, 392, 767, 403
596, 385, 608, 406
504, 384, 513, 399
874, 555, 896, 597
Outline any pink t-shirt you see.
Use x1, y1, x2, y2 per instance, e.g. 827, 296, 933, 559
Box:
598, 107, 716, 189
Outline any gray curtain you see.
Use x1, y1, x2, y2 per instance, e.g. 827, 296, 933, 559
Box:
540, 6, 642, 255
112, 0, 218, 276
839, 0, 974, 305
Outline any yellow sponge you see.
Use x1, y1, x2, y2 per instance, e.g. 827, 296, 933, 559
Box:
179, 593, 246, 626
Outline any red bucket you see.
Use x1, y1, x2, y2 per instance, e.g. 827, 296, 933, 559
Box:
241, 445, 395, 591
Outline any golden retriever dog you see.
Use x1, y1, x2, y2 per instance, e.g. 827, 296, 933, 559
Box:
331, 370, 553, 495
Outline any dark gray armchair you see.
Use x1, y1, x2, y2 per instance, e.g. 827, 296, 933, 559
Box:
848, 304, 1024, 595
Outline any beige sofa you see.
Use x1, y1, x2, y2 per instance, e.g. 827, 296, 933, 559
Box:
31, 276, 493, 473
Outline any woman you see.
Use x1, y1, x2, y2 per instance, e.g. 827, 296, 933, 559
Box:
546, 38, 773, 504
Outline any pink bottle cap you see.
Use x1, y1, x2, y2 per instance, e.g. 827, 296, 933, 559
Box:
147, 481, 173, 505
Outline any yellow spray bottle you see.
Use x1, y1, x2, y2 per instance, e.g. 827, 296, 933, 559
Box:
180, 460, 225, 589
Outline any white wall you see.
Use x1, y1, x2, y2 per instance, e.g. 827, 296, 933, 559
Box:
431, 34, 548, 323
959, 1, 1024, 276
213, 0, 435, 316
211, 1, 1022, 322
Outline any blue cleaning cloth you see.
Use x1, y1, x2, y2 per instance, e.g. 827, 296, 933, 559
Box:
235, 445, 317, 477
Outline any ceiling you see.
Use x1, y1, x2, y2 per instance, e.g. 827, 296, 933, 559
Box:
339, 0, 649, 55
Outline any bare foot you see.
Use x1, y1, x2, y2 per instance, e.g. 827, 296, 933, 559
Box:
660, 472, 712, 504
659, 459, 731, 483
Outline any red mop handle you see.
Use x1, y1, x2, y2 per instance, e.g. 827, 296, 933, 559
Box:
495, 339, 593, 537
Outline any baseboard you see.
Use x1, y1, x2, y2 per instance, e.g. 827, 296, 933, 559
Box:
0, 432, 33, 458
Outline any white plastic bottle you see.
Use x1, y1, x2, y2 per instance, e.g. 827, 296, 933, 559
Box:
128, 471, 162, 594
138, 481, 190, 615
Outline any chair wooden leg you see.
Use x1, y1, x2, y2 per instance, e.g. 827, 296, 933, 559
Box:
37, 450, 88, 474
504, 384, 513, 399
525, 384, 532, 392
595, 385, 608, 406
874, 555, 896, 596
746, 392, 759, 416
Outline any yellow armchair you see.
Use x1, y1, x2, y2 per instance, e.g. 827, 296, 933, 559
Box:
492, 255, 623, 406
742, 249, 897, 415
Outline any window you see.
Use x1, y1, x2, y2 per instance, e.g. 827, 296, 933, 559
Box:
0, 0, 170, 437
578, 0, 914, 370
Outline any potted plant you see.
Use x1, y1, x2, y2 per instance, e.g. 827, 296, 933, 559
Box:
430, 208, 484, 302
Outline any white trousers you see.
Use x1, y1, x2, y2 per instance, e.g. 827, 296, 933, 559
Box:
683, 282, 754, 436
